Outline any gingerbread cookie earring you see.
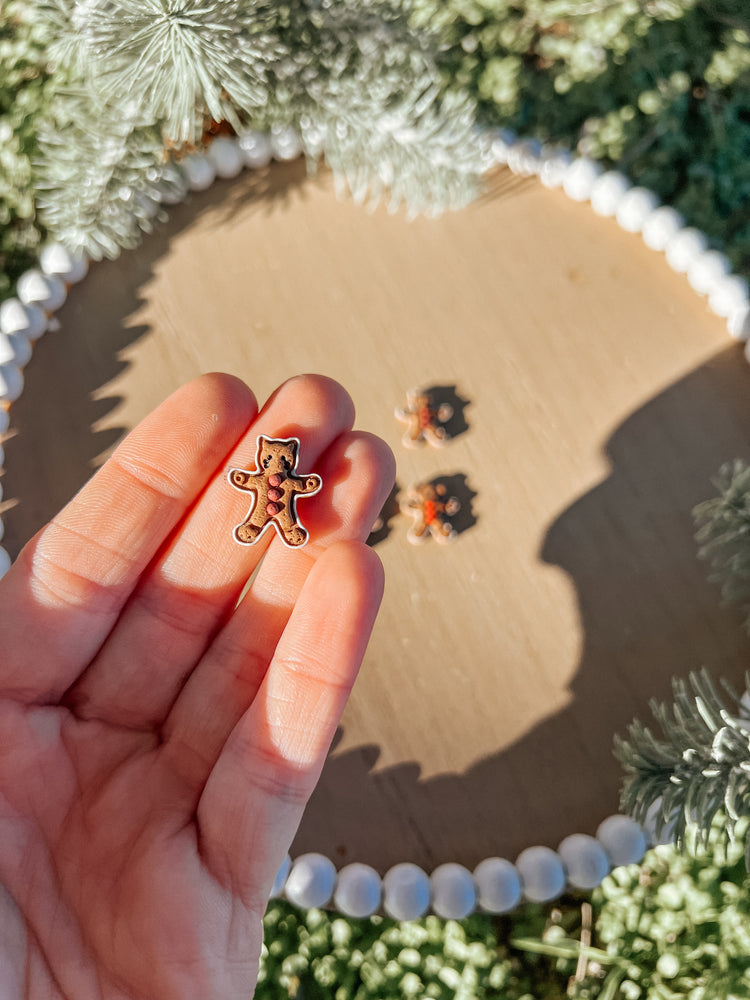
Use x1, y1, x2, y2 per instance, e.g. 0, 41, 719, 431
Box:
228, 435, 322, 548
400, 481, 461, 544
395, 387, 454, 449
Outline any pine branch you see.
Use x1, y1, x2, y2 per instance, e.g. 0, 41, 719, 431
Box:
34, 90, 177, 259
34, 0, 284, 143
615, 669, 750, 857
694, 459, 750, 631
288, 0, 489, 214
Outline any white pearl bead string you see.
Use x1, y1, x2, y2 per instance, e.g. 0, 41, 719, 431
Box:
1, 126, 746, 917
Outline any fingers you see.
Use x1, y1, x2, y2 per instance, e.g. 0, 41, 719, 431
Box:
65, 374, 357, 728
196, 541, 385, 910
162, 429, 395, 791
0, 374, 258, 703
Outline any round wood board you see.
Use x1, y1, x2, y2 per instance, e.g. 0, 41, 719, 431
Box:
4, 160, 750, 872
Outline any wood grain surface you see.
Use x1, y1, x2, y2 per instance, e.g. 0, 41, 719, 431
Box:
4, 160, 750, 871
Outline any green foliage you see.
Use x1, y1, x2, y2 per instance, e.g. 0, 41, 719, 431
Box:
572, 817, 750, 1000
694, 460, 750, 628
615, 669, 750, 858
0, 0, 51, 299
35, 0, 283, 144
511, 819, 750, 999
257, 899, 576, 999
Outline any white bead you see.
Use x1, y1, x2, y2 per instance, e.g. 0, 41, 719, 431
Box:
0, 299, 47, 340
430, 863, 477, 919
0, 407, 9, 434
382, 862, 431, 920
473, 857, 522, 913
729, 302, 750, 341
506, 138, 543, 177
596, 814, 648, 867
333, 862, 382, 918
284, 853, 337, 909
515, 846, 566, 903
538, 147, 573, 189
0, 364, 24, 403
238, 131, 273, 169
708, 273, 749, 319
17, 270, 66, 312
641, 205, 685, 251
207, 136, 244, 179
558, 834, 610, 890
181, 154, 216, 192
665, 227, 709, 274
0, 332, 31, 368
615, 187, 661, 233
271, 125, 302, 161
490, 128, 517, 166
590, 171, 632, 217
269, 854, 291, 898
562, 157, 603, 202
0, 547, 10, 579
40, 243, 88, 284
686, 249, 732, 297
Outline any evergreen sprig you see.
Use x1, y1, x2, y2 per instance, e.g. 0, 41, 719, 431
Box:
34, 90, 175, 260
35, 0, 283, 143
615, 669, 750, 863
292, 1, 487, 215
694, 459, 750, 630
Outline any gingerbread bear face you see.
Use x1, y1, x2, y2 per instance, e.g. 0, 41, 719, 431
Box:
228, 435, 322, 548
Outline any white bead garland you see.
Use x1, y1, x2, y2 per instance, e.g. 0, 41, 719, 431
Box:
430, 863, 477, 920
558, 833, 611, 891
181, 154, 217, 192
595, 814, 647, 867
0, 298, 48, 340
270, 854, 292, 898
207, 136, 244, 179
17, 270, 66, 313
473, 856, 522, 913
590, 171, 632, 218
3, 125, 747, 916
562, 157, 603, 202
515, 845, 566, 903
284, 852, 337, 909
382, 863, 431, 920
333, 862, 382, 918
665, 227, 709, 274
615, 187, 661, 234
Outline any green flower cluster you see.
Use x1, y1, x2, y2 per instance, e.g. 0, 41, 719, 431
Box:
0, 1, 51, 299
571, 818, 750, 1000
257, 900, 574, 999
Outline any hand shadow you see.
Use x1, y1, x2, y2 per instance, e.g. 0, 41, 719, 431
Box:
294, 343, 750, 870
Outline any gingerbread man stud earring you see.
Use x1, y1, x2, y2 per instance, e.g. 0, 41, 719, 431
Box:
228, 435, 322, 548
395, 387, 454, 448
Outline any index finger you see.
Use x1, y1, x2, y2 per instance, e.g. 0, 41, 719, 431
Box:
0, 373, 258, 703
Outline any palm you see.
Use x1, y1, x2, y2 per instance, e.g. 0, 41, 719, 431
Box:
0, 375, 394, 1000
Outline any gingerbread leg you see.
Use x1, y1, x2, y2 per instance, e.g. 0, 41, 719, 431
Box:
274, 505, 309, 547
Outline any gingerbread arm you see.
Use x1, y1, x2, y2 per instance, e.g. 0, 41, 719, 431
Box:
228, 468, 261, 491
289, 474, 322, 495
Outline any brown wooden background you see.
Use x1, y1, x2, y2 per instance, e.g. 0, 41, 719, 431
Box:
4, 160, 750, 871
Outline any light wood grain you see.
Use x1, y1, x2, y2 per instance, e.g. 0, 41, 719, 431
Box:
4, 160, 750, 870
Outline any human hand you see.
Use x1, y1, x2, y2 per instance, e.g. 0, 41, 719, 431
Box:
0, 373, 395, 999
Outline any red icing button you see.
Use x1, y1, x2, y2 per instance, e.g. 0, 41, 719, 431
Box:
267, 487, 282, 501
266, 502, 281, 516
268, 473, 284, 487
